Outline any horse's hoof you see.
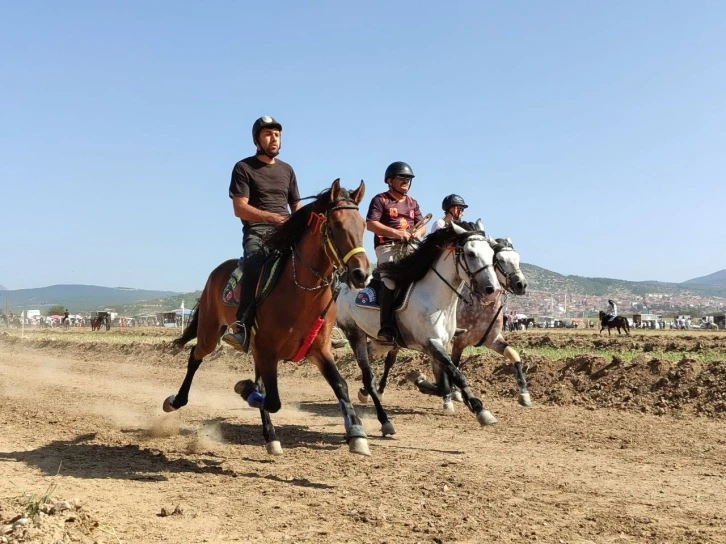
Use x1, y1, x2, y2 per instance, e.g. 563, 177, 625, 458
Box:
452, 390, 464, 403
477, 410, 498, 426
518, 392, 532, 407
348, 437, 371, 456
443, 400, 456, 415
163, 395, 178, 413
357, 388, 369, 404
331, 339, 349, 349
265, 441, 283, 455
376, 390, 385, 400
234, 381, 245, 395
381, 421, 396, 437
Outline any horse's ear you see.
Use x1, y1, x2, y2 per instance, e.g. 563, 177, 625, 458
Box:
451, 222, 467, 235
330, 178, 341, 203
475, 219, 485, 232
350, 180, 365, 204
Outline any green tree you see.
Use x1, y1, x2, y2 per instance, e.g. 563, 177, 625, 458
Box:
47, 305, 66, 316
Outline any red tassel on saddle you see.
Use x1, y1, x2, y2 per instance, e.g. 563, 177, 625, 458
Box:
291, 317, 325, 363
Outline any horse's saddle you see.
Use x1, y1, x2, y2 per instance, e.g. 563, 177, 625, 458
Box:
222, 253, 287, 307
353, 275, 414, 313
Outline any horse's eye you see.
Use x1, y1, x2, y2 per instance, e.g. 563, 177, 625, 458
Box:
465, 250, 476, 258
332, 220, 344, 229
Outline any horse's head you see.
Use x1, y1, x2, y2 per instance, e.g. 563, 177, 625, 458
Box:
490, 235, 528, 296
451, 222, 500, 297
324, 179, 372, 288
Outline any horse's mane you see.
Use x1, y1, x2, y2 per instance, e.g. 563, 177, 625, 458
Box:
265, 187, 355, 252
378, 222, 482, 285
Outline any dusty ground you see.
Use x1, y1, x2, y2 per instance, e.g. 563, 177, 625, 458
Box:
1, 329, 725, 543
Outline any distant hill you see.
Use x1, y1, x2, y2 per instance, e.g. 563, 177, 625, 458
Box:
0, 285, 7, 291
520, 264, 726, 299
684, 269, 726, 287
113, 291, 203, 316
1, 285, 180, 313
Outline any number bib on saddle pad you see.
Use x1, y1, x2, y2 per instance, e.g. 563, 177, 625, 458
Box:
222, 253, 287, 307
353, 277, 414, 313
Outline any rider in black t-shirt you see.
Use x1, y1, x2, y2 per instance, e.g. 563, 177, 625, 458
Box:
222, 116, 302, 352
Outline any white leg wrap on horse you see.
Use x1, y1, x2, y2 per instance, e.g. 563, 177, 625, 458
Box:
477, 410, 498, 426
348, 437, 371, 456
266, 441, 283, 455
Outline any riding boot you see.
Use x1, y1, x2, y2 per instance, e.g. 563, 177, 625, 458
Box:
377, 286, 398, 343
222, 267, 258, 353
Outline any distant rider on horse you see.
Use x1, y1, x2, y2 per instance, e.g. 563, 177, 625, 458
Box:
430, 194, 468, 233
222, 116, 302, 352
605, 299, 617, 321
365, 161, 425, 343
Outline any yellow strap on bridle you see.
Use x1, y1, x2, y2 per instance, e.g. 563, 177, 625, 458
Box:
341, 246, 366, 264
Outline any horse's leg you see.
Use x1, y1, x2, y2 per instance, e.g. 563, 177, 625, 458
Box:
163, 293, 219, 412
348, 329, 395, 436
307, 348, 371, 455
233, 370, 281, 455
163, 345, 203, 412
448, 340, 465, 403
488, 334, 531, 407
376, 346, 399, 398
433, 357, 455, 414
415, 339, 497, 426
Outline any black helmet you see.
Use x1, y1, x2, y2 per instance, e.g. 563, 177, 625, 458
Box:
252, 115, 282, 144
608, 299, 614, 305
384, 161, 415, 183
441, 194, 468, 212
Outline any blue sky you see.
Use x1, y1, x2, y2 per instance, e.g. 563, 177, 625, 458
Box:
2, 1, 724, 292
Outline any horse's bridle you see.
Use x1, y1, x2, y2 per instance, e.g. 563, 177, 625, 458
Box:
291, 199, 366, 290
491, 241, 523, 295
455, 234, 494, 290
432, 233, 493, 304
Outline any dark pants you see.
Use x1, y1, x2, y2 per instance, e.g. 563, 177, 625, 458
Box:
236, 228, 272, 323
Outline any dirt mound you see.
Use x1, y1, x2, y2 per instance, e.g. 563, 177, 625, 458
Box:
480, 353, 726, 417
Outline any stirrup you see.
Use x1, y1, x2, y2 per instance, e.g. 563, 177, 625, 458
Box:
222, 322, 250, 353
377, 326, 397, 343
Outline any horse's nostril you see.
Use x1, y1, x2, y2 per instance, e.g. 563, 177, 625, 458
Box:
351, 269, 366, 284
516, 281, 523, 288
485, 286, 495, 295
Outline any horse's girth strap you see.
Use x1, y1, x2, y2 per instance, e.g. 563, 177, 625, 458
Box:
341, 246, 366, 265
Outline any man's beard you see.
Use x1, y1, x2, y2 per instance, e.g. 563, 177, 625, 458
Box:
257, 144, 280, 159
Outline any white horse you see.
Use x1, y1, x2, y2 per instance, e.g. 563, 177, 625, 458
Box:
336, 221, 501, 436
367, 232, 533, 414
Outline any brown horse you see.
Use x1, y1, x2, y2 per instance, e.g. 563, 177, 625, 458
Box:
599, 311, 630, 336
165, 179, 373, 455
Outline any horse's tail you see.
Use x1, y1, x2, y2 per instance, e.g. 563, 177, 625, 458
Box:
172, 302, 200, 348
622, 316, 630, 332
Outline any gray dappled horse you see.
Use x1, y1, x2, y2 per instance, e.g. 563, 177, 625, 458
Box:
368, 229, 533, 414
336, 222, 501, 436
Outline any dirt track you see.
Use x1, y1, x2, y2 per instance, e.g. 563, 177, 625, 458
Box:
1, 330, 725, 543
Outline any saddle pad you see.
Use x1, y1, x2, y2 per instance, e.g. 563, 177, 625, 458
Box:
222, 263, 244, 306
353, 278, 415, 313
222, 252, 287, 307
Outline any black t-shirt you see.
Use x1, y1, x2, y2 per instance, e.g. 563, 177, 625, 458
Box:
228, 156, 301, 235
